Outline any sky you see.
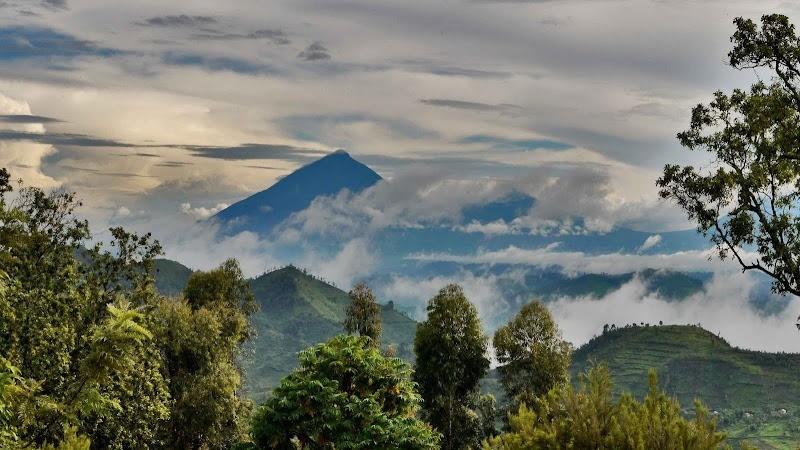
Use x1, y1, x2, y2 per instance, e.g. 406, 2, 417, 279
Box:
2, 0, 800, 350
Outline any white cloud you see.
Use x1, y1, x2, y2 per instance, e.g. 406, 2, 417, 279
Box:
180, 202, 229, 219
380, 271, 510, 328
639, 234, 662, 252
549, 271, 800, 353
409, 245, 751, 276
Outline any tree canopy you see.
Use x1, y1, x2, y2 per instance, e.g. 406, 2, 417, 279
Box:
414, 284, 490, 450
659, 14, 800, 296
484, 365, 733, 450
250, 334, 439, 450
493, 301, 572, 409
344, 282, 382, 346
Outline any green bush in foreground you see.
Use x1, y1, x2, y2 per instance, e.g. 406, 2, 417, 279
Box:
485, 365, 737, 450
250, 334, 440, 450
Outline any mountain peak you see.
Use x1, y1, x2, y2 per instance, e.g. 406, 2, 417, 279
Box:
214, 151, 382, 235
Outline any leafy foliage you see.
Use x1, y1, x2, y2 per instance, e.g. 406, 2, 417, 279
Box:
344, 282, 382, 346
155, 258, 257, 450
493, 301, 572, 409
0, 173, 170, 449
658, 13, 800, 296
484, 365, 731, 450
414, 284, 490, 450
251, 334, 439, 449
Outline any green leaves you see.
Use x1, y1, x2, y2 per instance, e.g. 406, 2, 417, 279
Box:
493, 301, 572, 410
484, 366, 730, 450
252, 335, 439, 449
660, 14, 800, 296
344, 283, 382, 347
414, 284, 490, 450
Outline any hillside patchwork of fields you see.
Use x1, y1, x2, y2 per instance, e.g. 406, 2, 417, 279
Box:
571, 325, 800, 449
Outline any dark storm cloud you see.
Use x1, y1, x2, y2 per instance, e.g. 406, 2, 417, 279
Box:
0, 114, 63, 124
162, 51, 280, 75
193, 29, 290, 45
420, 98, 521, 112
298, 41, 331, 61
0, 27, 119, 60
459, 134, 573, 151
186, 143, 324, 163
138, 15, 217, 27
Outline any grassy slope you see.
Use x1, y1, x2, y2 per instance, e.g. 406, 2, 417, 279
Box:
244, 266, 417, 401
572, 325, 800, 449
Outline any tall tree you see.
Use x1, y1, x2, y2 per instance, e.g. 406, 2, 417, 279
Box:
414, 284, 490, 450
0, 171, 170, 449
493, 301, 572, 408
155, 258, 257, 450
658, 14, 800, 296
344, 282, 382, 345
251, 335, 440, 450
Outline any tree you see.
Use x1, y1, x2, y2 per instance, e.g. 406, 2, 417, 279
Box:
493, 301, 572, 409
0, 173, 170, 449
658, 14, 800, 296
250, 335, 440, 450
344, 282, 382, 345
414, 284, 490, 450
484, 365, 732, 450
155, 259, 257, 450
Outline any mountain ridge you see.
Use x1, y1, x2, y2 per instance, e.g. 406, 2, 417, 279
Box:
213, 150, 382, 236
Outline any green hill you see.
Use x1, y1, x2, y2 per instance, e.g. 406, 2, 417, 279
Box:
572, 325, 800, 449
153, 258, 194, 296
243, 266, 416, 401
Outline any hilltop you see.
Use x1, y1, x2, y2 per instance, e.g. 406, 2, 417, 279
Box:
571, 325, 800, 449
242, 265, 416, 400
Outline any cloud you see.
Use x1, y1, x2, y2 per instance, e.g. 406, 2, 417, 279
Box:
459, 134, 572, 151
548, 272, 800, 353
186, 143, 324, 162
0, 114, 63, 124
41, 0, 67, 11
380, 271, 510, 327
298, 41, 331, 61
0, 130, 136, 147
0, 92, 59, 189
193, 29, 290, 45
139, 15, 217, 27
180, 201, 229, 219
408, 245, 749, 276
161, 51, 280, 75
420, 98, 521, 112
639, 234, 662, 252
0, 27, 118, 60
397, 59, 513, 78
299, 238, 377, 289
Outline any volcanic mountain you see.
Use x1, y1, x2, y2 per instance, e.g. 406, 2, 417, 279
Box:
213, 150, 382, 235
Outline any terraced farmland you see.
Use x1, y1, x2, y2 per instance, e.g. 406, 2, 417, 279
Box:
572, 325, 800, 449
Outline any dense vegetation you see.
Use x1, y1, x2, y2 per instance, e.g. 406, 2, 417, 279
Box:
8, 10, 800, 450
